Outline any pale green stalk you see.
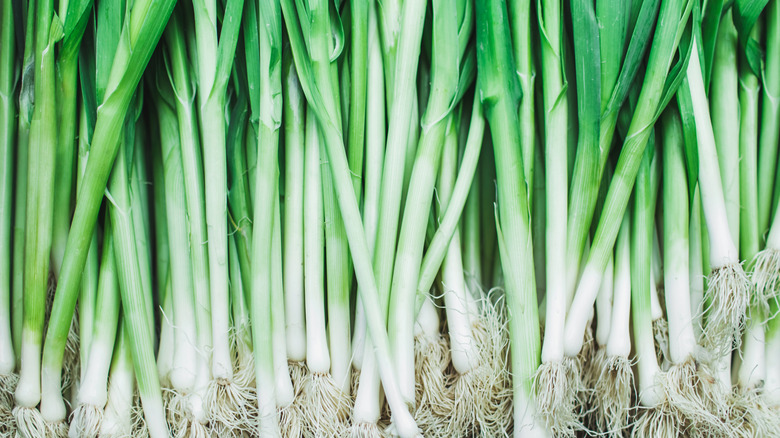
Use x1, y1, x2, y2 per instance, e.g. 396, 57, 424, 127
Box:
37, 0, 176, 430
11, 0, 36, 363
387, 0, 471, 404
476, 0, 545, 434
51, 0, 95, 276
758, 0, 780, 243
563, 0, 691, 356
0, 0, 17, 379
192, 0, 245, 385
16, 0, 58, 416
710, 9, 741, 248
249, 0, 283, 433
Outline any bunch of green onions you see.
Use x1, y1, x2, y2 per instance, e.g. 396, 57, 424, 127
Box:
4, 0, 780, 437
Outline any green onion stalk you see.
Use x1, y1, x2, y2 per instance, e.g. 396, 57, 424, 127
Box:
348, 0, 382, 373
562, 0, 691, 359
152, 33, 207, 434
475, 0, 547, 434
765, 299, 780, 406
269, 190, 297, 433
414, 98, 485, 317
107, 111, 169, 438
386, 0, 471, 413
191, 0, 247, 426
300, 0, 353, 429
507, 0, 535, 209
348, 0, 429, 414
159, 6, 214, 431
753, 0, 780, 314
35, 0, 176, 435
592, 211, 633, 436
709, 9, 741, 254
279, 46, 308, 434
248, 0, 286, 434
157, 272, 174, 394
732, 22, 780, 435
564, 0, 650, 305
631, 144, 681, 436
0, 0, 17, 418
14, 0, 60, 432
12, 0, 36, 373
588, 164, 616, 396
281, 0, 422, 433
98, 321, 136, 437
54, 1, 99, 411
74, 103, 100, 404
149, 102, 170, 304
736, 21, 765, 391
438, 101, 513, 437
69, 221, 119, 438
221, 59, 262, 435
282, 45, 307, 373
658, 106, 727, 434
683, 34, 750, 358
349, 4, 393, 432
50, 0, 95, 277
407, 115, 459, 437
299, 110, 344, 435
536, 0, 585, 429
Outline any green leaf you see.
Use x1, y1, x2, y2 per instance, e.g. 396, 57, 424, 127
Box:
733, 0, 770, 76
604, 0, 661, 116
700, 0, 724, 88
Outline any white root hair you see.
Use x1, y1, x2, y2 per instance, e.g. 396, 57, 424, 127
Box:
413, 330, 452, 438
205, 377, 255, 437
279, 361, 307, 438
653, 317, 670, 368
663, 358, 733, 438
593, 354, 634, 437
301, 372, 351, 437
751, 248, 780, 317
0, 373, 18, 438
45, 420, 68, 437
12, 406, 46, 438
727, 388, 780, 438
348, 421, 386, 438
534, 358, 583, 438
701, 264, 750, 356
68, 403, 103, 438
630, 400, 683, 438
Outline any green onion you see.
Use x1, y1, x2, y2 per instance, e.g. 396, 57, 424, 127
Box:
563, 0, 691, 358
683, 33, 750, 356
709, 10, 741, 251
15, 0, 60, 430
476, 0, 545, 433
0, 0, 17, 408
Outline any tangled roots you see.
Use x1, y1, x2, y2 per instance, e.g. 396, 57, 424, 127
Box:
593, 354, 634, 437
348, 421, 386, 438
45, 420, 68, 438
727, 389, 780, 438
0, 374, 18, 438
653, 317, 670, 367
13, 406, 46, 438
630, 401, 682, 438
413, 332, 452, 437
752, 248, 780, 316
534, 357, 584, 437
663, 359, 733, 438
68, 404, 103, 438
301, 372, 351, 437
206, 378, 255, 437
701, 264, 750, 356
